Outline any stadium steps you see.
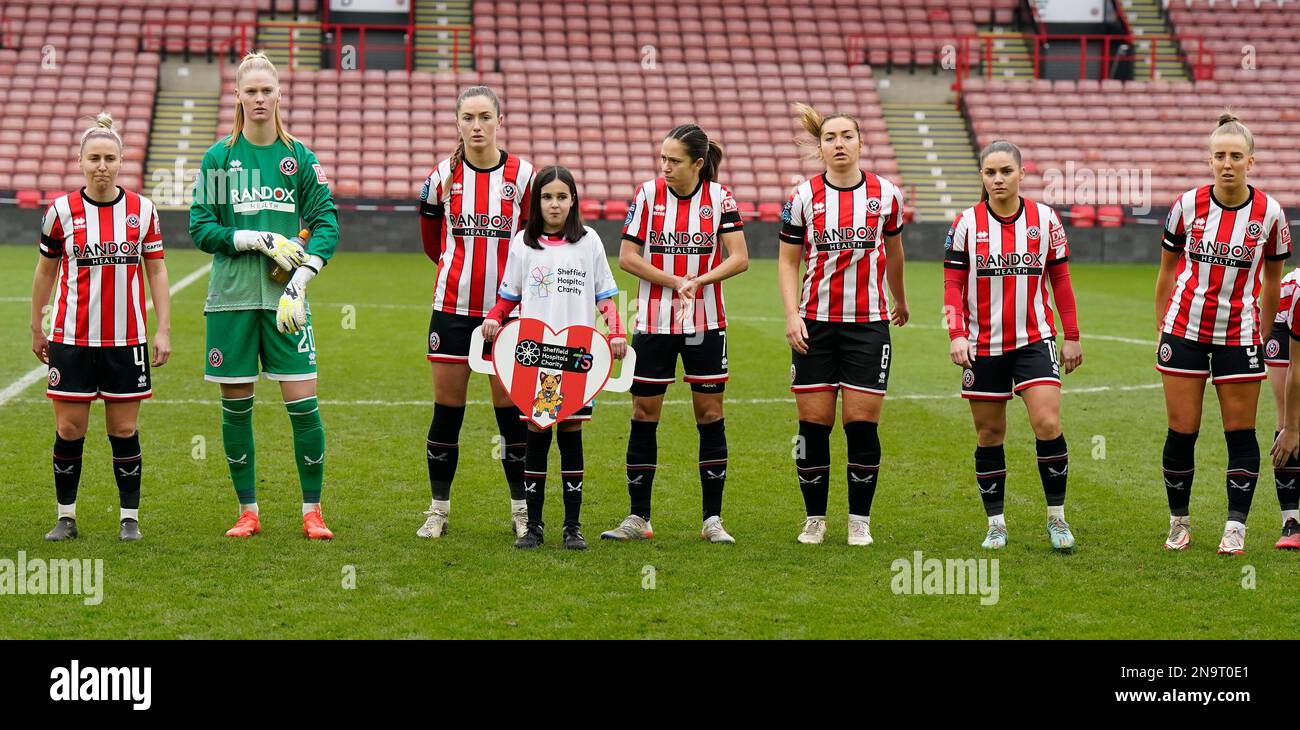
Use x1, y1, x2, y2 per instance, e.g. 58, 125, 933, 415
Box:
145, 90, 222, 210
1120, 0, 1190, 81
256, 14, 324, 71
975, 31, 1036, 79
414, 0, 474, 71
883, 102, 982, 223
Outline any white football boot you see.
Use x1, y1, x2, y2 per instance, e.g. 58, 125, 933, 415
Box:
1164, 515, 1191, 551
1217, 521, 1246, 555
797, 517, 826, 544
600, 514, 653, 541
981, 522, 1008, 550
700, 515, 736, 543
510, 500, 529, 539
417, 501, 449, 538
847, 516, 873, 546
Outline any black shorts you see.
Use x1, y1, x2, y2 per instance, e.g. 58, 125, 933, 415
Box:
1265, 321, 1290, 368
46, 341, 152, 402
790, 319, 891, 395
630, 330, 729, 396
961, 339, 1061, 401
1155, 332, 1265, 384
426, 309, 514, 364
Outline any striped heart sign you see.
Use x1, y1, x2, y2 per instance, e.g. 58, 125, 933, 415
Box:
489, 318, 613, 429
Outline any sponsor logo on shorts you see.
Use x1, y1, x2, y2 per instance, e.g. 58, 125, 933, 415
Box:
962, 368, 975, 388
699, 205, 713, 220
48, 368, 61, 387
1267, 338, 1281, 358
208, 348, 223, 368
126, 214, 140, 228
279, 157, 298, 176
1159, 343, 1173, 363
428, 332, 441, 351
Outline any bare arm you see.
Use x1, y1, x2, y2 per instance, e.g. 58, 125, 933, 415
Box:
882, 232, 908, 326
144, 258, 172, 366
778, 241, 808, 355
30, 257, 59, 364
618, 239, 679, 288
1154, 248, 1182, 335
1259, 258, 1284, 336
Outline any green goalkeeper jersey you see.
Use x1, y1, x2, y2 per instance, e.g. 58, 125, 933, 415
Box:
189, 134, 340, 312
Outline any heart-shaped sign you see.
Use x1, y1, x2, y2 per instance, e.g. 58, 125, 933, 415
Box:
490, 318, 614, 429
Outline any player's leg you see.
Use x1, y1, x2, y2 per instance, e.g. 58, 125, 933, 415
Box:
839, 321, 891, 546
1214, 369, 1264, 555
1157, 333, 1209, 550
684, 330, 733, 543
970, 401, 1009, 549
1264, 327, 1300, 548
1014, 340, 1073, 551
603, 332, 673, 540
488, 373, 529, 537
262, 310, 331, 539
45, 342, 93, 541
790, 318, 837, 544
421, 310, 475, 538
104, 400, 144, 541
961, 349, 1012, 548
47, 398, 91, 541
557, 419, 587, 550
206, 310, 262, 536
517, 421, 551, 549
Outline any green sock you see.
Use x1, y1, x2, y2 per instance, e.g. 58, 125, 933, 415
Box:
220, 395, 256, 504
287, 396, 325, 503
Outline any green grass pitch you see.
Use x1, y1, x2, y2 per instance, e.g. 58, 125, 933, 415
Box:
0, 244, 1294, 639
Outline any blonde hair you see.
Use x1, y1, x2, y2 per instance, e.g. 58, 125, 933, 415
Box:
1210, 109, 1254, 155
226, 51, 295, 148
793, 102, 861, 161
450, 85, 502, 172
79, 112, 123, 156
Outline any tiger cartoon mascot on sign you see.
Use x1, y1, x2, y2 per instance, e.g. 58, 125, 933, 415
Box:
533, 371, 564, 419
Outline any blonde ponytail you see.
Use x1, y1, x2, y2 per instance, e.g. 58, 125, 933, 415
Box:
79, 111, 123, 155
1210, 109, 1255, 154
227, 51, 296, 149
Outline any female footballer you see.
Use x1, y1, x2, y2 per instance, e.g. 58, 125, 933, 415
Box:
32, 112, 171, 542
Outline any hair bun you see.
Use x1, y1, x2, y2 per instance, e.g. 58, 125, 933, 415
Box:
94, 112, 115, 130
1218, 111, 1239, 126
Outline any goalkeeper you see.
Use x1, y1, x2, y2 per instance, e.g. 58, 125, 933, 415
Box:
189, 51, 340, 539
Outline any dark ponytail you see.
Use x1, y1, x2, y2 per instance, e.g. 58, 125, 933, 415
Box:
667, 123, 724, 181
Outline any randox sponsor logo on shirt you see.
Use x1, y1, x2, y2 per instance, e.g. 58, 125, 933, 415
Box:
647, 229, 715, 255
231, 185, 297, 214
1186, 237, 1256, 269
449, 212, 515, 238
976, 251, 1044, 277
812, 226, 878, 252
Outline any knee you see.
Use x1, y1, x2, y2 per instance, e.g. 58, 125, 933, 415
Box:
1030, 413, 1062, 440
976, 424, 1006, 446
55, 420, 87, 441
632, 400, 661, 422
106, 423, 138, 439
693, 400, 723, 424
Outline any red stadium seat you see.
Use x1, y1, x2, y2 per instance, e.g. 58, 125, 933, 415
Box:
1097, 206, 1124, 227
1069, 205, 1096, 228
16, 189, 41, 209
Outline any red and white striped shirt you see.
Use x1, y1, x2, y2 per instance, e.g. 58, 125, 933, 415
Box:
778, 171, 905, 323
420, 151, 534, 318
40, 188, 163, 347
943, 198, 1068, 356
1162, 185, 1291, 346
1275, 267, 1300, 326
621, 177, 744, 334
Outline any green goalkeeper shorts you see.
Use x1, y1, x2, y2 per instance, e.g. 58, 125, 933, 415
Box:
204, 309, 318, 384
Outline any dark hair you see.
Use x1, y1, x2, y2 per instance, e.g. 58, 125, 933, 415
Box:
524, 165, 585, 249
978, 139, 1023, 202
450, 85, 502, 173
666, 123, 724, 181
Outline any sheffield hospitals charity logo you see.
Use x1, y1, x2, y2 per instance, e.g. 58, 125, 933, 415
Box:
529, 266, 555, 298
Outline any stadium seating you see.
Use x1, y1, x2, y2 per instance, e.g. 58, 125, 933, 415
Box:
1166, 0, 1300, 71
962, 76, 1300, 210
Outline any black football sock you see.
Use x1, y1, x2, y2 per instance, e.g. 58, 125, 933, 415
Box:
1163, 428, 1197, 517
698, 419, 727, 520
1274, 431, 1300, 513
626, 420, 658, 520
975, 444, 1007, 517
495, 406, 528, 501
1035, 434, 1068, 507
797, 421, 832, 517
845, 420, 880, 517
1225, 429, 1259, 523
524, 427, 553, 525
427, 403, 464, 501
53, 434, 85, 511
109, 432, 142, 511
557, 428, 584, 527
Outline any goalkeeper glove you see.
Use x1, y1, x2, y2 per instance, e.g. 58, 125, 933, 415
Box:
234, 230, 307, 271
277, 256, 325, 334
